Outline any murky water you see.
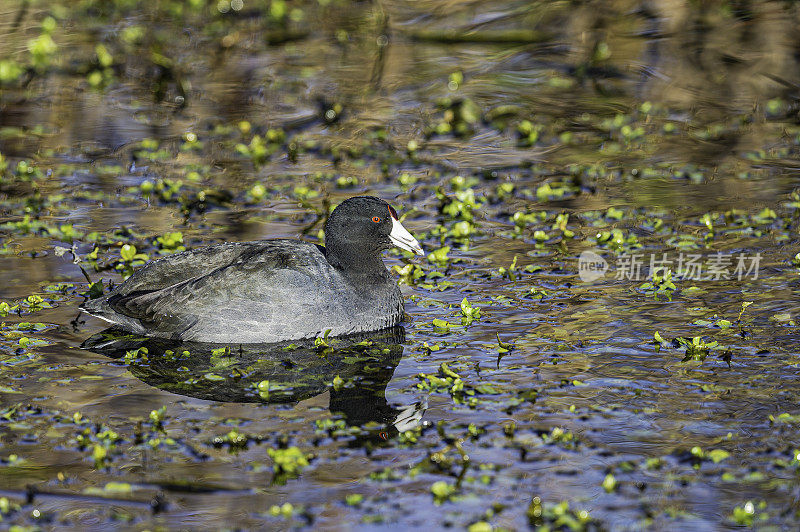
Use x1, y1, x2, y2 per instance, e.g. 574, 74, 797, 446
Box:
2, 0, 800, 529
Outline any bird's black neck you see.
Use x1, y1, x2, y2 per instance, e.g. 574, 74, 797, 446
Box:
323, 242, 390, 286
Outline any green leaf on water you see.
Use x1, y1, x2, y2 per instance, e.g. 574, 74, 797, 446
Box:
432, 318, 453, 329
707, 449, 730, 463
345, 493, 363, 506
120, 244, 136, 261
84, 482, 132, 495
439, 362, 460, 379
496, 333, 514, 353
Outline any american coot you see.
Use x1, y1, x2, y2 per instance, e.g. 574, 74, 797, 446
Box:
81, 196, 423, 343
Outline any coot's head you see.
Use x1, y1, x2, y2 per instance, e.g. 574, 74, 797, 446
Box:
325, 196, 423, 258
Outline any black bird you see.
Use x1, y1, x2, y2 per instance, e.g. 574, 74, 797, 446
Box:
81, 196, 423, 343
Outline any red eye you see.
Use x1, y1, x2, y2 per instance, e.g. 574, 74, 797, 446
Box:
379, 431, 388, 440
372, 216, 381, 223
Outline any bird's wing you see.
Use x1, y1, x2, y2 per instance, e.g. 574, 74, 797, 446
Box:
105, 242, 339, 340
111, 241, 259, 295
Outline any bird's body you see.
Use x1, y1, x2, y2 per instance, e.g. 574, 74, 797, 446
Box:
81, 196, 423, 344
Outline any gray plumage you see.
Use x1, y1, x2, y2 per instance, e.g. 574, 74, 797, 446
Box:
81, 196, 419, 344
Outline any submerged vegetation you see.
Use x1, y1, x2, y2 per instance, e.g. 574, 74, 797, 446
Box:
2, 0, 800, 529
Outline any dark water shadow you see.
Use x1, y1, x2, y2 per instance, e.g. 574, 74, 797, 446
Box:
80, 325, 425, 439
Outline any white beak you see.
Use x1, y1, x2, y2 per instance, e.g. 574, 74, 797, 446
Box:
389, 217, 424, 256
392, 398, 428, 432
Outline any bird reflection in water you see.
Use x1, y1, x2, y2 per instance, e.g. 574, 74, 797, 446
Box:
81, 325, 426, 443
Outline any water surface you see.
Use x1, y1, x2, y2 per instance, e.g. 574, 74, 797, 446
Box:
2, 0, 800, 529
